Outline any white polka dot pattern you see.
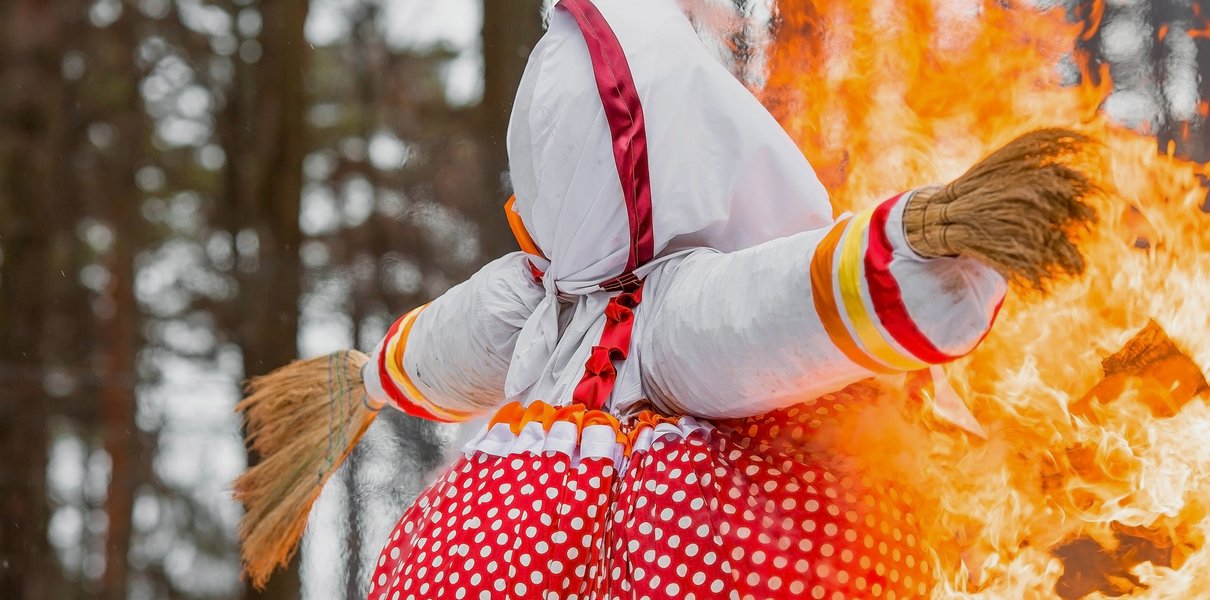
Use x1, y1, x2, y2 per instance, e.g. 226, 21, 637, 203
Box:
367, 399, 932, 599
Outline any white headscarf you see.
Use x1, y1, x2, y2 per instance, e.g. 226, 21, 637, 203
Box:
504, 0, 834, 403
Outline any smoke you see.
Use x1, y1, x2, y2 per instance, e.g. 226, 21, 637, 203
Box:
677, 0, 779, 88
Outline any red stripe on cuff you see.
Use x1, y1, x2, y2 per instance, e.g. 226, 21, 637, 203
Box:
864, 193, 959, 364
377, 315, 444, 421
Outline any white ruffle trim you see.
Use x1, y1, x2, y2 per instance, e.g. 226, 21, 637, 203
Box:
461, 416, 713, 473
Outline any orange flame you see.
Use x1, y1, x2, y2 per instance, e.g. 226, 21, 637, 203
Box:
764, 0, 1210, 597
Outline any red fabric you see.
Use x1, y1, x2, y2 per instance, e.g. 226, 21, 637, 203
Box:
376, 315, 444, 421
557, 0, 655, 411
572, 285, 644, 410
864, 194, 959, 364
974, 295, 1007, 349
527, 259, 545, 286
368, 397, 933, 599
557, 0, 654, 271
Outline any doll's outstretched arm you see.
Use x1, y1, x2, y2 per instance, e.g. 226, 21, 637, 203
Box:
640, 191, 1007, 419
642, 129, 1096, 419
362, 252, 544, 421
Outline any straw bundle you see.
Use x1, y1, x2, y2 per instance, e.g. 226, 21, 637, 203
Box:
233, 350, 379, 589
902, 128, 1101, 290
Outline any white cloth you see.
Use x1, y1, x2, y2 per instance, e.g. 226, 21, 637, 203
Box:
639, 193, 1006, 419
379, 194, 1006, 421
362, 253, 545, 414
505, 0, 833, 406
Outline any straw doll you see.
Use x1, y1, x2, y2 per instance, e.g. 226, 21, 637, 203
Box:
234, 0, 1098, 597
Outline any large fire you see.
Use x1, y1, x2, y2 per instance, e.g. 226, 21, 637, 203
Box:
762, 0, 1210, 598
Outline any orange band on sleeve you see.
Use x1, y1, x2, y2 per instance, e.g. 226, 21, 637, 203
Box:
810, 219, 898, 374
385, 306, 474, 422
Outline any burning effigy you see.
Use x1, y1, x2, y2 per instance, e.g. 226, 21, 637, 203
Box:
233, 0, 1210, 598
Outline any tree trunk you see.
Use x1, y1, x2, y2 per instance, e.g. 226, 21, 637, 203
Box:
343, 456, 363, 599
478, 0, 546, 259
0, 1, 66, 597
98, 11, 146, 598
224, 1, 310, 597
1198, 0, 1210, 163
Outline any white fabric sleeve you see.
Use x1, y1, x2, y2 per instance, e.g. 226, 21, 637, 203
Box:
363, 252, 545, 420
639, 191, 1007, 419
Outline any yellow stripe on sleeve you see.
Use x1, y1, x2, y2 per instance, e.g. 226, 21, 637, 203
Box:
810, 218, 897, 374
384, 305, 473, 422
836, 210, 930, 372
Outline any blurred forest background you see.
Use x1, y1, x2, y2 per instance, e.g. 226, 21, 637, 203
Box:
0, 0, 1205, 599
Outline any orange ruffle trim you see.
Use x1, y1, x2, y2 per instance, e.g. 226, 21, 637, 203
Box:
488, 400, 683, 456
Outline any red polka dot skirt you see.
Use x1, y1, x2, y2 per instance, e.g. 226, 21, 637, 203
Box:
368, 396, 933, 599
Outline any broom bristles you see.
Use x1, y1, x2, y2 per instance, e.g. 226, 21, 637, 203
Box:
903, 128, 1101, 291
233, 349, 378, 589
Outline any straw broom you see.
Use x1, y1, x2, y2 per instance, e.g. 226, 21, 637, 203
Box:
231, 128, 1101, 589
233, 349, 379, 589
902, 128, 1101, 290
